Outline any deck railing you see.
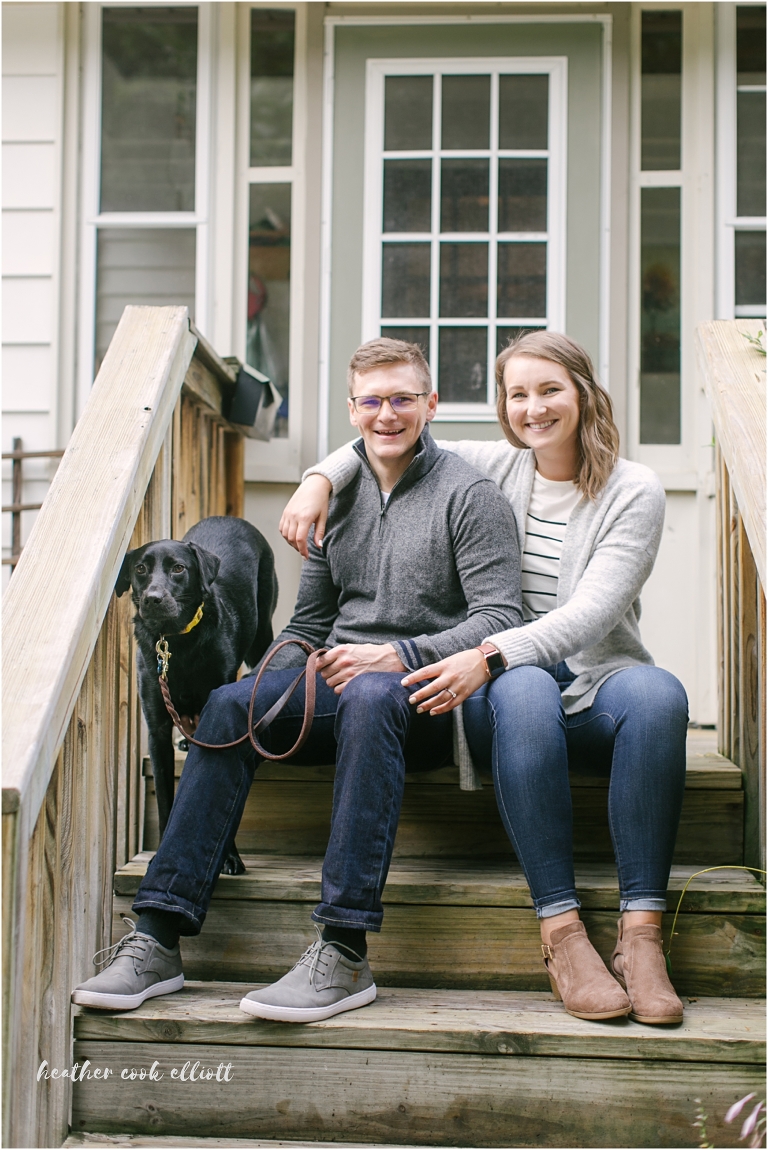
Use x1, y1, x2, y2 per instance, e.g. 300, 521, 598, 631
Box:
2, 306, 245, 1148
696, 319, 766, 874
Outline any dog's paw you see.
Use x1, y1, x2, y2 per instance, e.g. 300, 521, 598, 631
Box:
221, 847, 246, 876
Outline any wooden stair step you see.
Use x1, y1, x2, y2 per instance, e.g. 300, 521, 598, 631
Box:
66, 1137, 424, 1149
115, 857, 764, 913
74, 983, 766, 1063
142, 753, 745, 865
113, 859, 765, 996
71, 989, 765, 1147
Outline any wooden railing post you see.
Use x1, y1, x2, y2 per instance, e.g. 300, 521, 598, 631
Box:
697, 320, 766, 878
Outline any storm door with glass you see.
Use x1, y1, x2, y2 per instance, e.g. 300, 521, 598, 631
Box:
362, 58, 566, 417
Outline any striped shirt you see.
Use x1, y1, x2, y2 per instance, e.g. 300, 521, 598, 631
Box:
521, 472, 582, 622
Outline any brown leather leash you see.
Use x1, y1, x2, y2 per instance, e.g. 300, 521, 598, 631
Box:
157, 638, 327, 762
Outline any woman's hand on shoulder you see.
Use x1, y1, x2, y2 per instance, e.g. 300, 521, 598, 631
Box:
400, 648, 490, 714
279, 474, 333, 558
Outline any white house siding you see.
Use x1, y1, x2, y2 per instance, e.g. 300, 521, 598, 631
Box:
2, 2, 65, 585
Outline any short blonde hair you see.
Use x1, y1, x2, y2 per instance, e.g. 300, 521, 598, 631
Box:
495, 331, 620, 499
347, 338, 432, 395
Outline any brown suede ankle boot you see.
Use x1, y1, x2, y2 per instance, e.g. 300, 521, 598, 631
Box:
542, 920, 631, 1020
611, 918, 684, 1025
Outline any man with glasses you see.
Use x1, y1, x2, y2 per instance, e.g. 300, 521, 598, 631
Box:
72, 338, 522, 1022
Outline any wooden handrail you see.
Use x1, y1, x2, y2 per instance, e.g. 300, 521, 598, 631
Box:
697, 318, 766, 877
2, 306, 195, 833
2, 305, 249, 1149
696, 320, 766, 589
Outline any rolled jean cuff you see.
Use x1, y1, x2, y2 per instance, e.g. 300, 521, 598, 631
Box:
620, 897, 667, 912
536, 896, 581, 920
312, 904, 383, 933
132, 891, 205, 936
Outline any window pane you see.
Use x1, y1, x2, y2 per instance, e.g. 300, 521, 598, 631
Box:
737, 5, 766, 85
498, 75, 548, 150
496, 325, 545, 355
440, 160, 489, 232
380, 327, 431, 362
640, 187, 680, 444
385, 76, 433, 151
498, 159, 547, 232
735, 231, 767, 307
383, 160, 432, 232
641, 11, 682, 171
438, 328, 487, 402
439, 243, 488, 317
100, 7, 197, 212
382, 244, 431, 317
441, 76, 490, 149
248, 185, 291, 438
95, 228, 195, 367
737, 92, 766, 217
497, 243, 546, 318
250, 10, 295, 167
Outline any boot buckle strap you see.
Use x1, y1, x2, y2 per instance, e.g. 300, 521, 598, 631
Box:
541, 943, 553, 960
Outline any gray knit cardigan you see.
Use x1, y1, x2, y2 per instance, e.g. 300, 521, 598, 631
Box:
307, 438, 666, 790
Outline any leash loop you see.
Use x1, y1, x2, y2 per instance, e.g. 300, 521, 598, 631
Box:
157, 638, 327, 762
156, 638, 171, 679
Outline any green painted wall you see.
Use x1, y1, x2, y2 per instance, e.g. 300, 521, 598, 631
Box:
327, 20, 605, 449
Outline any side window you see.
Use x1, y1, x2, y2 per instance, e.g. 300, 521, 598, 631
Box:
638, 10, 682, 446
363, 60, 566, 419
92, 6, 199, 376
247, 9, 295, 440
734, 4, 766, 319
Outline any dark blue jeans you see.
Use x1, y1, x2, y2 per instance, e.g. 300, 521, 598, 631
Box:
462, 664, 689, 917
133, 670, 453, 935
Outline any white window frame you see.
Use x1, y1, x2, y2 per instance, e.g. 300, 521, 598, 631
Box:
235, 2, 309, 482
361, 56, 567, 422
715, 1, 767, 322
627, 3, 699, 484
77, 2, 213, 420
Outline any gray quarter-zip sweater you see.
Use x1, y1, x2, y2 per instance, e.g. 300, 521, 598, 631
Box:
265, 429, 523, 699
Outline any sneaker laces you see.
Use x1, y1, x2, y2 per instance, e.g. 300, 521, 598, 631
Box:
91, 916, 151, 970
293, 926, 333, 986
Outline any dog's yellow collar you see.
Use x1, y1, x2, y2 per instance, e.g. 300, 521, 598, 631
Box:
178, 603, 204, 635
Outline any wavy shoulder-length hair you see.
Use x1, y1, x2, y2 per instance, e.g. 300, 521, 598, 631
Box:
495, 331, 620, 499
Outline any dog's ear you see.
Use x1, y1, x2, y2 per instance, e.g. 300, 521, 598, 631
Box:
115, 550, 137, 597
187, 542, 221, 598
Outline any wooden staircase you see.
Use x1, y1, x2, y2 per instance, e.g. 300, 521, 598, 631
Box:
70, 730, 765, 1149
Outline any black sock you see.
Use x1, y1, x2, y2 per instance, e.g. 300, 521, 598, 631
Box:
136, 910, 181, 950
322, 924, 367, 960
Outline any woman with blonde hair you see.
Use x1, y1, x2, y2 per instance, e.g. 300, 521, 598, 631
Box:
280, 330, 688, 1025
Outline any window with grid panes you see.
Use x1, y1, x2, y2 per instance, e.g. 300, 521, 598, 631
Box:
364, 62, 565, 414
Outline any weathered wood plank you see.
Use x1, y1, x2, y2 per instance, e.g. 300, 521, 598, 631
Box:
141, 770, 744, 865
110, 894, 765, 996
114, 855, 766, 914
697, 319, 766, 589
146, 750, 744, 789
73, 985, 765, 1065
70, 1040, 766, 1148
65, 1137, 408, 1149
739, 521, 763, 872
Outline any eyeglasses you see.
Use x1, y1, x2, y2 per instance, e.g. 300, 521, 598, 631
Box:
350, 392, 430, 414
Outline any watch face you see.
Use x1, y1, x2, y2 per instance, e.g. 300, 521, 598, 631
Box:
486, 651, 505, 676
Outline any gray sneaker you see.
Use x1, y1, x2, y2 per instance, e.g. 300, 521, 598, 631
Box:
71, 916, 184, 1011
240, 932, 376, 1023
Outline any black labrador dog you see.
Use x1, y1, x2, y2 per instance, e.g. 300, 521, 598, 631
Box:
116, 516, 278, 875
